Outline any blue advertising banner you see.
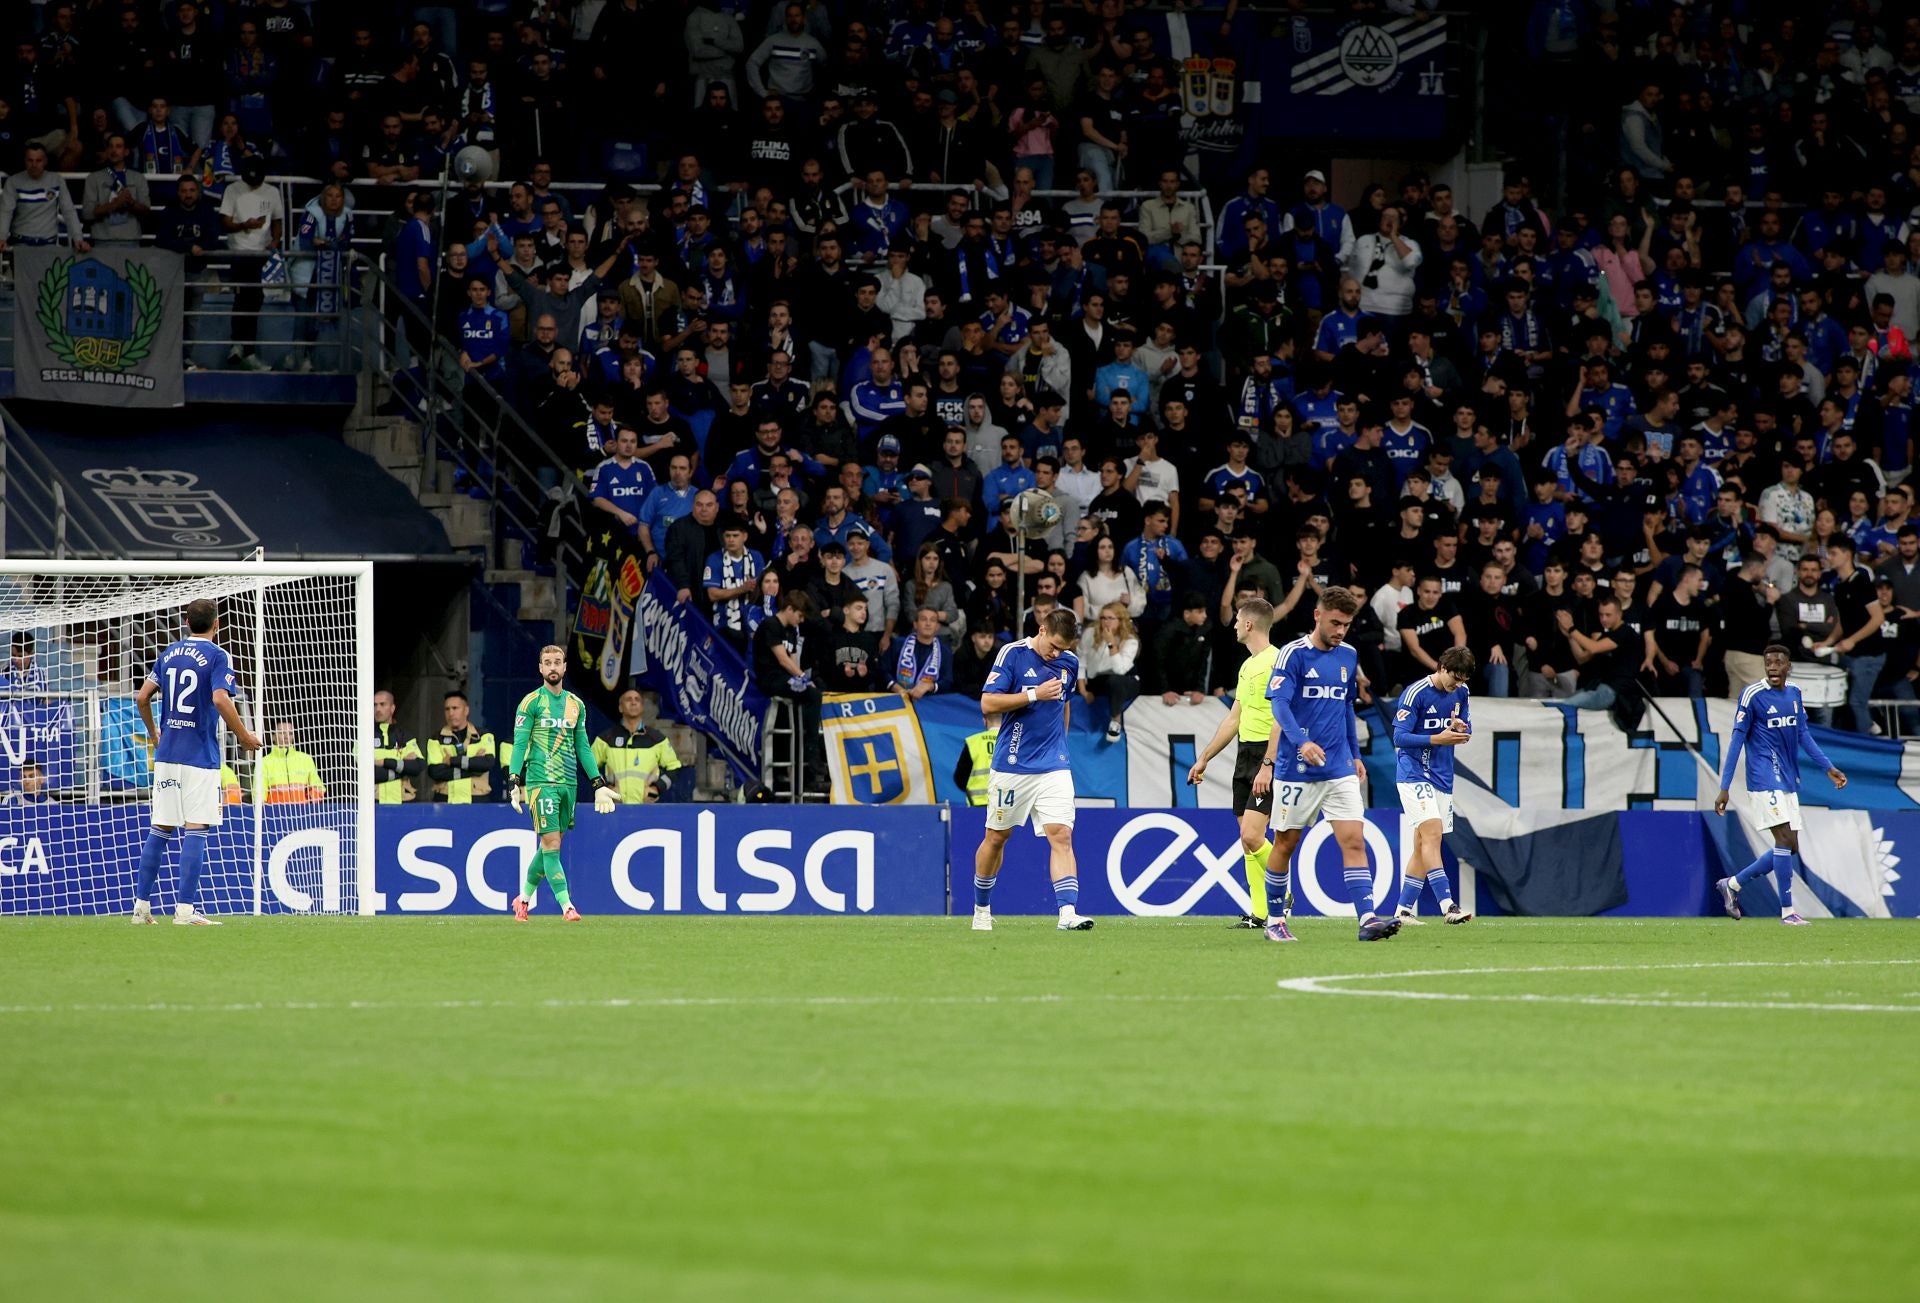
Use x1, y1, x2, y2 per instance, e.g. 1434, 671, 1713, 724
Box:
630, 569, 768, 784
0, 805, 361, 915
949, 809, 1721, 919
1268, 13, 1452, 140
375, 805, 947, 915
0, 700, 79, 793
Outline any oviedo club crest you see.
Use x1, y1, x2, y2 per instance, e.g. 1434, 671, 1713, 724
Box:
35, 256, 164, 373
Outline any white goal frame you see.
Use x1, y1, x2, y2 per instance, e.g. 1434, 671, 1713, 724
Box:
0, 558, 374, 915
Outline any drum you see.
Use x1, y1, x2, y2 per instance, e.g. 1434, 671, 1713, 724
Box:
1791, 664, 1848, 708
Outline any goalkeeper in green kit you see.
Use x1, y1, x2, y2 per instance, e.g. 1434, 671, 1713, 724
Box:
508, 645, 621, 922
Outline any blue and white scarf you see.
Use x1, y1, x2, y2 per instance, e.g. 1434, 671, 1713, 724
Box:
895, 634, 943, 690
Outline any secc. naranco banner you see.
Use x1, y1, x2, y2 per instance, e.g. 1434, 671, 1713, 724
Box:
14, 246, 185, 407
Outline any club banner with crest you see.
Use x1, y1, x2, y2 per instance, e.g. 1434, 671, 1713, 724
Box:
14, 246, 184, 407
1270, 12, 1452, 139
822, 693, 936, 805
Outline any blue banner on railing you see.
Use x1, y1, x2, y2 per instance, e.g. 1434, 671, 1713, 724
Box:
1268, 13, 1452, 139
629, 569, 768, 784
375, 805, 947, 915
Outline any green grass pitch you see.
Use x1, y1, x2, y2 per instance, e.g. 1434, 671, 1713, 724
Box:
3, 915, 1917, 1302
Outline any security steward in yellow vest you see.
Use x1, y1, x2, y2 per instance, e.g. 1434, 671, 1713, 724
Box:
590, 688, 683, 804
258, 721, 327, 803
426, 689, 497, 803
955, 726, 999, 805
371, 689, 426, 803
221, 764, 242, 804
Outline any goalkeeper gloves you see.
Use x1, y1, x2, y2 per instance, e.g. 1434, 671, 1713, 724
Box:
592, 775, 618, 814
507, 773, 524, 814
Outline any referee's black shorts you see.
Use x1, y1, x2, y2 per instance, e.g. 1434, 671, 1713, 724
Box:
1231, 742, 1274, 818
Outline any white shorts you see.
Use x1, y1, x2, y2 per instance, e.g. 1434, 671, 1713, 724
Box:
152, 762, 224, 828
1748, 788, 1802, 832
1397, 781, 1455, 833
985, 769, 1076, 833
1275, 774, 1365, 832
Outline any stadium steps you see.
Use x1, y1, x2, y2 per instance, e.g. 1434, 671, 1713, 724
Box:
343, 416, 429, 499
484, 570, 561, 625
418, 494, 492, 550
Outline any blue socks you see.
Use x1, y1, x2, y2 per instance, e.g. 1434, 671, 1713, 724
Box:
178, 829, 209, 907
1052, 876, 1079, 909
136, 828, 174, 902
1734, 849, 1775, 886
1345, 867, 1377, 921
1732, 846, 1798, 915
1772, 847, 1795, 910
1427, 867, 1453, 907
1397, 873, 1425, 913
1265, 870, 1290, 917
973, 875, 996, 909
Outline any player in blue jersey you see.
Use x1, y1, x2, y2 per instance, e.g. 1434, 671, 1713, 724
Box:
131, 598, 262, 925
1390, 646, 1477, 926
971, 609, 1094, 932
1259, 586, 1401, 942
1713, 644, 1848, 925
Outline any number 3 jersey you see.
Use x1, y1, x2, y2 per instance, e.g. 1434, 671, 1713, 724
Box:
146, 637, 239, 770
1719, 681, 1833, 794
1391, 674, 1471, 792
1265, 636, 1361, 783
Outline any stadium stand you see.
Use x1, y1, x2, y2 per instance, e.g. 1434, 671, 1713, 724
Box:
3, 1, 1920, 797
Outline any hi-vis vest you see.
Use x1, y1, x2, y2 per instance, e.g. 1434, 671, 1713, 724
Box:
221, 764, 242, 804
373, 721, 423, 804
963, 728, 998, 805
429, 725, 495, 803
591, 725, 682, 805
258, 747, 325, 803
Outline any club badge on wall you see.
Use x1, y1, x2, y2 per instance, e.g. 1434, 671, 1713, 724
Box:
1179, 56, 1245, 156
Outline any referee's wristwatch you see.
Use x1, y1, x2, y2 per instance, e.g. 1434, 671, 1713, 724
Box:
1259, 759, 1275, 769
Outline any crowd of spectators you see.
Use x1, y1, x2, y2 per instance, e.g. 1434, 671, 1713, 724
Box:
11, 2, 1920, 740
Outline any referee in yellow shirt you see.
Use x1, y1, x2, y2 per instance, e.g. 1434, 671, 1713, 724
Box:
1184, 597, 1292, 938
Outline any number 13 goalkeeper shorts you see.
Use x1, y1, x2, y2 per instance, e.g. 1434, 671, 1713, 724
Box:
529, 784, 576, 835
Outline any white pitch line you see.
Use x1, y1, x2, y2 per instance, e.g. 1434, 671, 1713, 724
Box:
0, 991, 1277, 1017
1277, 959, 1920, 1013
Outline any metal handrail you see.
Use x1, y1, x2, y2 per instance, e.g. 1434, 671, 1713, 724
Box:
0, 404, 120, 558
29, 171, 1216, 256
346, 252, 587, 578
0, 271, 361, 365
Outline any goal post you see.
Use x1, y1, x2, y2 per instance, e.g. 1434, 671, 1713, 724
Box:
0, 559, 374, 916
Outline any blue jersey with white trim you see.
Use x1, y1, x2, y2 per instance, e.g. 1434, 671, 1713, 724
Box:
983, 639, 1078, 775
1391, 675, 1470, 792
1719, 681, 1833, 794
1264, 637, 1361, 782
145, 637, 238, 770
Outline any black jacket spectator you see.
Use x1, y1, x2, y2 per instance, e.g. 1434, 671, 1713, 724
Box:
665, 507, 721, 613
1149, 615, 1214, 696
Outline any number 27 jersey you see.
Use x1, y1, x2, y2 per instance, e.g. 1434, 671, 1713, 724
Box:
146, 636, 239, 770
1265, 637, 1360, 783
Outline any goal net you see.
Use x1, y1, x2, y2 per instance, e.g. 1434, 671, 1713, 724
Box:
0, 561, 373, 916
